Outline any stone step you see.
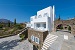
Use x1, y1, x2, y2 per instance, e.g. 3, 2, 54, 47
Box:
43, 38, 57, 46
45, 36, 57, 42
41, 33, 58, 50
44, 36, 58, 44
42, 45, 49, 50
45, 35, 56, 41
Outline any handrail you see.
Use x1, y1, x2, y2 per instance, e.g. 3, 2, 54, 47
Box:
18, 27, 27, 35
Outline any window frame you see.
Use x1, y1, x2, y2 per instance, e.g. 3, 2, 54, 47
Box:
35, 37, 39, 44
43, 24, 46, 28
38, 15, 42, 18
36, 24, 40, 28
43, 13, 49, 17
31, 36, 39, 44
31, 35, 34, 41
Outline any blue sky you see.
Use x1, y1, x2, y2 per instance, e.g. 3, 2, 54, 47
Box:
0, 0, 75, 23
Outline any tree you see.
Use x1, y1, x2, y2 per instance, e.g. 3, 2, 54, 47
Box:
8, 21, 10, 27
19, 34, 25, 40
58, 15, 60, 20
14, 18, 16, 25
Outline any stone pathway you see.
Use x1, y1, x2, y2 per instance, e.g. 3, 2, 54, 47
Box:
49, 31, 75, 50
0, 35, 33, 50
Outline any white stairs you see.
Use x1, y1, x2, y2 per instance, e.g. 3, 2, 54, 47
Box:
41, 32, 58, 50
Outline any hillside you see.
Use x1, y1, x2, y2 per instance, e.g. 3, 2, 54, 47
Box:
0, 19, 13, 23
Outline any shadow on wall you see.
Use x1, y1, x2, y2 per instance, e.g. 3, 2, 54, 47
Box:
33, 45, 38, 50
56, 24, 63, 30
0, 39, 20, 50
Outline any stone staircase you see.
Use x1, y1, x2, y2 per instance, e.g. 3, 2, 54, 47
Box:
41, 32, 58, 50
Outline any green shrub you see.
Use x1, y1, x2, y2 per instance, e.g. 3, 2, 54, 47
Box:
0, 24, 3, 28
28, 39, 31, 42
68, 26, 71, 31
19, 34, 25, 40
4, 28, 9, 32
36, 45, 39, 49
8, 21, 10, 27
60, 26, 63, 29
9, 28, 17, 34
15, 24, 23, 29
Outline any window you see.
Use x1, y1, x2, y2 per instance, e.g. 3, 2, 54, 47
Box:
43, 13, 49, 17
34, 37, 36, 42
31, 35, 34, 41
31, 36, 39, 44
43, 24, 46, 28
31, 24, 33, 27
37, 24, 40, 28
31, 36, 32, 40
35, 37, 39, 44
38, 15, 42, 18
31, 24, 32, 26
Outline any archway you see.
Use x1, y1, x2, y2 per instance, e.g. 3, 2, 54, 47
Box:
56, 24, 71, 33
56, 24, 63, 31
67, 25, 71, 33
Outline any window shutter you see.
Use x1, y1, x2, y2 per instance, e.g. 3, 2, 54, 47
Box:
31, 36, 32, 40
33, 36, 34, 41
38, 38, 39, 44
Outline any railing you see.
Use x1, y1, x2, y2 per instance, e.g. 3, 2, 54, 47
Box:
0, 27, 28, 38
18, 27, 28, 35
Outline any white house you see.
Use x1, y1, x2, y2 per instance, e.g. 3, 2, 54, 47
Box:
30, 5, 55, 32
26, 22, 31, 28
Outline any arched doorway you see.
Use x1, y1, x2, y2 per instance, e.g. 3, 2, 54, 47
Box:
68, 25, 71, 33
56, 24, 71, 33
56, 24, 63, 31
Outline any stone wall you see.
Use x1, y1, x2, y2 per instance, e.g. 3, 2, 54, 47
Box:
71, 25, 75, 36
54, 19, 75, 31
28, 28, 48, 50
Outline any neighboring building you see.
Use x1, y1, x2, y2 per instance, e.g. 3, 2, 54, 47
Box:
28, 5, 55, 50
26, 22, 31, 28
20, 23, 26, 27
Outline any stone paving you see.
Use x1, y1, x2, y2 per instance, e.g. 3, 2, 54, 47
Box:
0, 31, 75, 50
49, 31, 75, 50
0, 35, 33, 50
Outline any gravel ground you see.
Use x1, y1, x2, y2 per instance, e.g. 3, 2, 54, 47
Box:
0, 35, 33, 50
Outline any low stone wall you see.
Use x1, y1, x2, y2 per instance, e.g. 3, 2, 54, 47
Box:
0, 28, 28, 38
71, 25, 75, 36
0, 33, 17, 38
